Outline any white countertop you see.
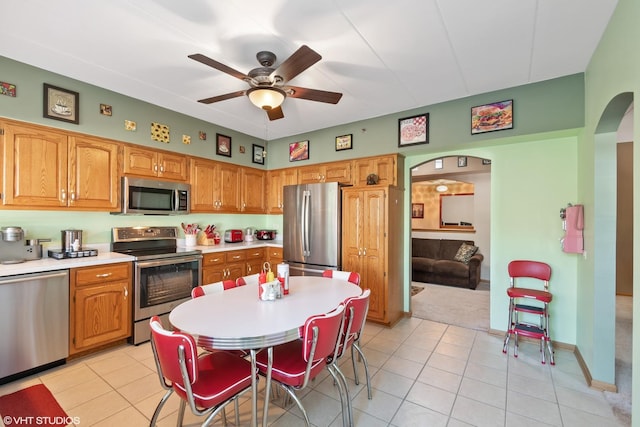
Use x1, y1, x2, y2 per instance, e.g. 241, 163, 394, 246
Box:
0, 240, 283, 277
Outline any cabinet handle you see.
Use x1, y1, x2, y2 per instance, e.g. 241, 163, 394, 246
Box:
160, 164, 165, 173
61, 189, 66, 201
232, 255, 241, 260
123, 287, 128, 299
70, 192, 77, 201
358, 248, 362, 256
363, 248, 367, 256
247, 265, 252, 273
96, 273, 113, 278
154, 163, 158, 172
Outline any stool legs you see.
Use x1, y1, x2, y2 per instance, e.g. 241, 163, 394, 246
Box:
503, 299, 555, 365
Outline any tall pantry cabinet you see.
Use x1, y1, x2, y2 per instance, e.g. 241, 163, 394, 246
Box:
342, 185, 404, 326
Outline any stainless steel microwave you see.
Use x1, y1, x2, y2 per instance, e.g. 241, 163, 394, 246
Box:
116, 177, 190, 215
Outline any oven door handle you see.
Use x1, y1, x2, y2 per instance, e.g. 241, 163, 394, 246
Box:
135, 254, 202, 269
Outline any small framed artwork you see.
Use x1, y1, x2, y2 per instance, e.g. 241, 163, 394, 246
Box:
335, 134, 352, 151
434, 159, 443, 169
398, 113, 429, 147
43, 83, 79, 124
252, 144, 264, 165
216, 133, 232, 157
482, 159, 492, 165
411, 203, 424, 219
458, 156, 467, 167
471, 99, 513, 134
0, 81, 16, 97
99, 104, 112, 116
199, 131, 207, 141
289, 140, 309, 162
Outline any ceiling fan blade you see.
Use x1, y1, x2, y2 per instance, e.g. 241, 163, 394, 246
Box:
197, 90, 246, 104
270, 45, 321, 83
266, 106, 284, 121
188, 53, 250, 81
285, 86, 343, 104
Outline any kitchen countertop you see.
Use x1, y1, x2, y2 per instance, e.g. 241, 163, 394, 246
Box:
0, 240, 283, 277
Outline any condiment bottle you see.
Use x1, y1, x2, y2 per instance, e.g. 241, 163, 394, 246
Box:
258, 269, 266, 299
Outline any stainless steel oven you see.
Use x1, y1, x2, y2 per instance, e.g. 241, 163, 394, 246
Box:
112, 226, 201, 344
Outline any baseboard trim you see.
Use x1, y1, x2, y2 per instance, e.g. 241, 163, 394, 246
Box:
573, 346, 617, 392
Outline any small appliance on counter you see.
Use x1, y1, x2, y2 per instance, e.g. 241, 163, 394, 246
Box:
48, 229, 99, 260
256, 229, 277, 240
244, 227, 255, 242
0, 226, 51, 264
224, 229, 244, 243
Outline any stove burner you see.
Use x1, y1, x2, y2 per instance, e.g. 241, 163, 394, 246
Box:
111, 226, 200, 261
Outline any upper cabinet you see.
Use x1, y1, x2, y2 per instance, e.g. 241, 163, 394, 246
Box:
123, 145, 188, 182
352, 154, 404, 188
297, 161, 351, 184
190, 157, 265, 213
267, 168, 298, 214
1, 120, 120, 210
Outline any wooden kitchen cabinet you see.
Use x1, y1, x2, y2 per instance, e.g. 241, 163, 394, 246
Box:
297, 161, 351, 184
202, 250, 246, 283
69, 262, 132, 355
245, 247, 266, 275
342, 186, 403, 325
267, 246, 283, 266
123, 145, 187, 181
352, 154, 404, 188
267, 168, 298, 214
240, 167, 266, 213
1, 120, 120, 210
190, 158, 240, 213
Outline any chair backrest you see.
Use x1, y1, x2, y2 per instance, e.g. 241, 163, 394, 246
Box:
508, 260, 551, 289
321, 269, 361, 286
191, 280, 236, 298
236, 273, 260, 287
343, 289, 370, 346
149, 316, 198, 387
301, 304, 345, 364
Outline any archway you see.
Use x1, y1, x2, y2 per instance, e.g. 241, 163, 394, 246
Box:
409, 155, 491, 330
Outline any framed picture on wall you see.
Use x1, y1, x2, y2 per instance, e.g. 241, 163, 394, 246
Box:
411, 203, 424, 218
471, 99, 513, 134
398, 113, 429, 146
216, 133, 232, 157
252, 144, 265, 165
289, 140, 309, 162
43, 83, 79, 124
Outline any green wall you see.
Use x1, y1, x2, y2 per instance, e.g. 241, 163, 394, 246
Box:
581, 0, 639, 393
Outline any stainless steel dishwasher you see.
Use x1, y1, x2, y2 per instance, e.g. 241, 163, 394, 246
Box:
0, 270, 69, 383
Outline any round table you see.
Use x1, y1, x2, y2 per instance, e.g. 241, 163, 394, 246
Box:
169, 275, 362, 427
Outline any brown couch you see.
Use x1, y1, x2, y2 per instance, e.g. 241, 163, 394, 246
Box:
412, 238, 484, 289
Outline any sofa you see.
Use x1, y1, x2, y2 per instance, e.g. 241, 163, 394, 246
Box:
412, 238, 484, 289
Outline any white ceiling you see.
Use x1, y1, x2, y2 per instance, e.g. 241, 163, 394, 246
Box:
0, 0, 617, 140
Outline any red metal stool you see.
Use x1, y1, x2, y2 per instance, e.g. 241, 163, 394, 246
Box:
502, 260, 554, 364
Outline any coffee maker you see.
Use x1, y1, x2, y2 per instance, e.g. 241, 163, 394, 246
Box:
0, 226, 49, 264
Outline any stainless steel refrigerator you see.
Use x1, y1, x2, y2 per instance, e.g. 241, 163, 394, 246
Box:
283, 182, 342, 276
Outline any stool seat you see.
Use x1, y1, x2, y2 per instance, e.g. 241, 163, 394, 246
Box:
507, 287, 552, 303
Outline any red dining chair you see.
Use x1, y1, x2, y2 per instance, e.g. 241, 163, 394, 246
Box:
149, 316, 255, 427
502, 260, 555, 364
322, 269, 361, 286
191, 279, 237, 298
236, 273, 260, 287
255, 304, 346, 427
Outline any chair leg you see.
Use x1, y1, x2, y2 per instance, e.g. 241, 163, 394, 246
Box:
352, 343, 372, 399
502, 298, 515, 354
328, 365, 351, 427
175, 399, 186, 427
150, 389, 173, 427
280, 384, 311, 427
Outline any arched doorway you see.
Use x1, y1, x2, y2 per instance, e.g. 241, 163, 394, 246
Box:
409, 155, 491, 330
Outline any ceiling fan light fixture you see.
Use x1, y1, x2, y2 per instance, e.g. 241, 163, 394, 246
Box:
247, 87, 285, 111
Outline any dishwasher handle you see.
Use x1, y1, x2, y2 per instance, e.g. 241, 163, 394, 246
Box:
0, 270, 69, 286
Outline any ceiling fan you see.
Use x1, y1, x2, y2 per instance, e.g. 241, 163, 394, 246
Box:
188, 45, 342, 121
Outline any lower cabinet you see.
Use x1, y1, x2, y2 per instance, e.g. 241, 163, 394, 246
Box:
201, 246, 282, 284
267, 246, 283, 266
69, 262, 132, 355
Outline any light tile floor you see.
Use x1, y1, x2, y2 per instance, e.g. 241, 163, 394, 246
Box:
0, 317, 626, 426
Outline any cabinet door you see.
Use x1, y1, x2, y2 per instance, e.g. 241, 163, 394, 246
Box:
362, 189, 386, 321
241, 167, 266, 213
297, 166, 323, 184
245, 248, 266, 275
267, 169, 297, 214
216, 163, 240, 212
202, 252, 225, 284
190, 158, 217, 211
158, 152, 188, 181
68, 136, 120, 210
267, 247, 283, 266
341, 189, 364, 275
71, 280, 131, 352
353, 155, 397, 187
123, 146, 157, 177
324, 161, 351, 184
2, 122, 68, 207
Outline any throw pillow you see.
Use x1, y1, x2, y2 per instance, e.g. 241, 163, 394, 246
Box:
454, 243, 478, 264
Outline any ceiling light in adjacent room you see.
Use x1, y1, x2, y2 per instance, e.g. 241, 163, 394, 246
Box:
436, 184, 448, 192
247, 87, 285, 110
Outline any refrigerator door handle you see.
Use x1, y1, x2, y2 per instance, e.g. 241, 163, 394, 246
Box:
302, 190, 311, 256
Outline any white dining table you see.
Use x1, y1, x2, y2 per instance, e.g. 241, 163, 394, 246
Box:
169, 275, 362, 427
